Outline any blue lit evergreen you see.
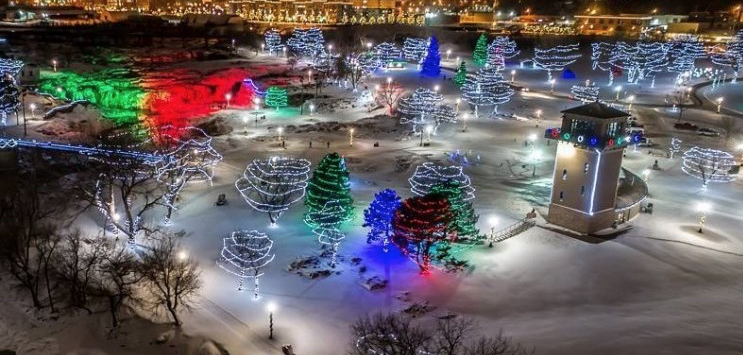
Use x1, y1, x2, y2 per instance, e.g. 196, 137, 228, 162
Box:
363, 189, 402, 251
420, 36, 441, 77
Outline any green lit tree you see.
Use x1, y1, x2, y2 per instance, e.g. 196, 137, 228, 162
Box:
429, 181, 479, 241
304, 153, 354, 224
473, 33, 488, 66
453, 62, 467, 87
265, 86, 288, 110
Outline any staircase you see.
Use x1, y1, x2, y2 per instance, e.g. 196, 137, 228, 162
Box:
491, 218, 536, 243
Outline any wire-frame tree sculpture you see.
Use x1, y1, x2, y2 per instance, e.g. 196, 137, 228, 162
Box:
533, 44, 581, 81
397, 87, 443, 134
217, 230, 275, 300
235, 157, 311, 225
682, 147, 737, 188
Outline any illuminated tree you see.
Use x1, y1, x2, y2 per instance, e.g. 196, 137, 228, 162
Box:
287, 27, 325, 58
373, 42, 401, 66
217, 230, 275, 299
420, 36, 441, 77
153, 126, 223, 225
408, 162, 475, 199
304, 153, 353, 221
397, 87, 443, 133
0, 76, 19, 126
591, 42, 618, 85
304, 200, 350, 268
472, 33, 488, 66
461, 67, 513, 116
612, 42, 668, 84
488, 36, 519, 59
235, 157, 311, 225
533, 44, 581, 81
264, 29, 284, 54
429, 181, 479, 240
403, 37, 429, 63
454, 62, 467, 87
264, 86, 288, 110
571, 80, 599, 102
375, 80, 404, 115
682, 147, 737, 188
391, 195, 453, 274
363, 189, 402, 251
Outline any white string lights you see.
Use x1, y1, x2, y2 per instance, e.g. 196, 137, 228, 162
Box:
303, 200, 350, 268
571, 80, 599, 102
533, 44, 581, 81
397, 87, 444, 134
287, 27, 326, 59
408, 162, 475, 200
682, 147, 737, 187
373, 42, 401, 66
460, 67, 513, 117
217, 230, 275, 300
403, 37, 428, 63
264, 29, 285, 54
235, 156, 311, 225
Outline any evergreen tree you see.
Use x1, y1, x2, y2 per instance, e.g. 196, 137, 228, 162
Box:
264, 86, 288, 110
420, 36, 441, 77
363, 189, 402, 251
429, 181, 479, 240
454, 62, 467, 87
304, 153, 353, 223
473, 33, 488, 66
392, 195, 453, 274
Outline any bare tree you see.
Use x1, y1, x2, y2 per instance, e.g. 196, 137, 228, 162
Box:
140, 233, 201, 327
349, 313, 531, 355
93, 240, 144, 328
54, 231, 106, 312
0, 172, 59, 308
375, 81, 404, 116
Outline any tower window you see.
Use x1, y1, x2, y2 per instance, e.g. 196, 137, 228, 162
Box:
562, 169, 567, 180
581, 185, 585, 196
584, 163, 589, 173
559, 191, 564, 201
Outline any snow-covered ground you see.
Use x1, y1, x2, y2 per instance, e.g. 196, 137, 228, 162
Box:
3, 47, 743, 354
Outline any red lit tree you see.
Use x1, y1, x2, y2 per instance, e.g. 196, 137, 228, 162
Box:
391, 195, 453, 274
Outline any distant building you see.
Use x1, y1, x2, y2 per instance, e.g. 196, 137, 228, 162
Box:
545, 102, 646, 234
574, 14, 651, 36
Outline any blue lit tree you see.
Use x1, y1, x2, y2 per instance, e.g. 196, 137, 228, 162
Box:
420, 36, 441, 77
363, 189, 402, 251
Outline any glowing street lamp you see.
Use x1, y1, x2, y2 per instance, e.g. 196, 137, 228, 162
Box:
225, 93, 232, 108
309, 103, 315, 116
716, 97, 724, 113
261, 43, 265, 52
627, 95, 635, 110
349, 128, 355, 146
277, 127, 284, 142
446, 48, 452, 60
536, 109, 542, 124
488, 216, 498, 247
327, 44, 333, 56
462, 113, 468, 132
455, 98, 461, 113
52, 59, 57, 72
549, 79, 556, 94
642, 169, 650, 183
614, 85, 623, 101
266, 302, 277, 339
510, 69, 516, 83
29, 103, 36, 119
696, 202, 711, 233
455, 56, 460, 64
433, 85, 440, 93
425, 125, 433, 143
177, 250, 188, 261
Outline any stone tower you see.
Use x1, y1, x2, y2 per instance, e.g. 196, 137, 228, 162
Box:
545, 101, 642, 234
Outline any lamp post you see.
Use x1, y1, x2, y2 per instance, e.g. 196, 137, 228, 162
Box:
282, 47, 287, 57
328, 44, 333, 56
716, 97, 724, 114
627, 95, 635, 110
455, 98, 461, 113
614, 85, 623, 101
549, 79, 556, 94
446, 48, 452, 60
261, 43, 265, 52
309, 103, 315, 116
225, 93, 232, 108
426, 125, 433, 144
455, 56, 460, 64
52, 59, 57, 72
277, 127, 284, 142
433, 84, 440, 93
642, 169, 650, 183
177, 250, 188, 261
349, 128, 355, 146
29, 103, 36, 119
253, 97, 261, 126
462, 113, 468, 132
488, 216, 498, 247
696, 202, 710, 233
510, 69, 516, 83
266, 302, 277, 340
536, 109, 542, 126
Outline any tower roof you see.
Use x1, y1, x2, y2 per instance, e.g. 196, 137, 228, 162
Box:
561, 101, 629, 119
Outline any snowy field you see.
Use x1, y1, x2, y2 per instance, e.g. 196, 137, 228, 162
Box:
3, 47, 743, 355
